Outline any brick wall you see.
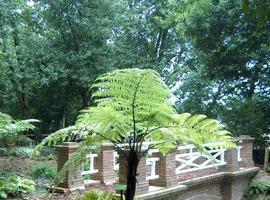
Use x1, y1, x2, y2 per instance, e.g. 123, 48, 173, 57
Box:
91, 144, 116, 184
55, 142, 85, 192
55, 135, 258, 199
139, 168, 258, 200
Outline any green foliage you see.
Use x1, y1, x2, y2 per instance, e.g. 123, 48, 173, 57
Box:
78, 190, 118, 200
242, 0, 270, 27
0, 0, 268, 148
0, 0, 116, 135
78, 69, 234, 151
0, 112, 37, 141
35, 69, 235, 199
0, 112, 37, 159
165, 0, 270, 147
35, 69, 235, 154
32, 146, 56, 161
245, 180, 270, 199
0, 176, 36, 199
0, 146, 34, 158
30, 163, 57, 179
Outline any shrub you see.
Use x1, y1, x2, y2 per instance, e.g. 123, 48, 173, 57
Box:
78, 190, 118, 200
0, 146, 34, 157
37, 146, 56, 160
31, 163, 57, 179
244, 180, 270, 199
0, 176, 36, 199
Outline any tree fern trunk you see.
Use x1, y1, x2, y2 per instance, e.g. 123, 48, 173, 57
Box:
125, 149, 138, 200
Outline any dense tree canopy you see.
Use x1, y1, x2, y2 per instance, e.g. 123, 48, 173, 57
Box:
166, 0, 270, 146
0, 0, 269, 146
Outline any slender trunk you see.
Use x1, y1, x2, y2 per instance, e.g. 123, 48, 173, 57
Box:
60, 112, 66, 128
125, 149, 139, 200
19, 83, 30, 117
10, 18, 30, 117
79, 87, 89, 107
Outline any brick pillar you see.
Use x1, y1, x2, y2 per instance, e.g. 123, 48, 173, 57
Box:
119, 151, 149, 194
92, 144, 116, 184
238, 135, 254, 168
221, 176, 246, 200
149, 152, 177, 187
219, 146, 239, 172
221, 171, 258, 200
56, 142, 85, 192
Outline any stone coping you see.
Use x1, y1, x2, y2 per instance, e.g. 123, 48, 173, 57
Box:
55, 142, 79, 150
137, 167, 259, 200
137, 184, 187, 200
179, 167, 259, 187
236, 135, 255, 141
223, 167, 259, 178
48, 185, 85, 193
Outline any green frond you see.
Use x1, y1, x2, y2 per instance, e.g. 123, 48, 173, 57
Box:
147, 112, 235, 154
0, 112, 38, 140
32, 126, 90, 157
186, 114, 207, 127
77, 69, 235, 154
77, 107, 130, 138
77, 68, 176, 144
91, 69, 173, 113
174, 113, 192, 125
37, 69, 236, 180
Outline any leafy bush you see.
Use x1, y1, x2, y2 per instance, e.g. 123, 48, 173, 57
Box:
0, 176, 36, 199
0, 146, 34, 157
0, 112, 37, 142
244, 180, 270, 199
31, 163, 57, 179
78, 190, 118, 200
33, 146, 56, 161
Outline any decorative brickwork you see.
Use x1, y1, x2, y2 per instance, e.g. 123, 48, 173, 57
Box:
149, 152, 178, 187
54, 137, 258, 200
119, 151, 149, 194
237, 135, 255, 168
178, 167, 218, 182
139, 168, 258, 200
219, 148, 239, 172
55, 142, 85, 192
91, 144, 116, 184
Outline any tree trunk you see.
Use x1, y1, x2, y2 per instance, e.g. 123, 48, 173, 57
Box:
125, 149, 139, 200
79, 87, 89, 107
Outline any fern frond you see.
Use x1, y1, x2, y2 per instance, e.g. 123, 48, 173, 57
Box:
147, 112, 236, 154
37, 69, 236, 181
32, 126, 90, 157
0, 112, 38, 140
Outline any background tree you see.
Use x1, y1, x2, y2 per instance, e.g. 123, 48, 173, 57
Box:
242, 0, 270, 27
162, 0, 270, 147
0, 0, 41, 118
0, 0, 117, 137
0, 0, 269, 149
110, 0, 185, 86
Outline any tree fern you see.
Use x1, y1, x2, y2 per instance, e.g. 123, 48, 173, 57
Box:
35, 68, 235, 200
0, 112, 38, 141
